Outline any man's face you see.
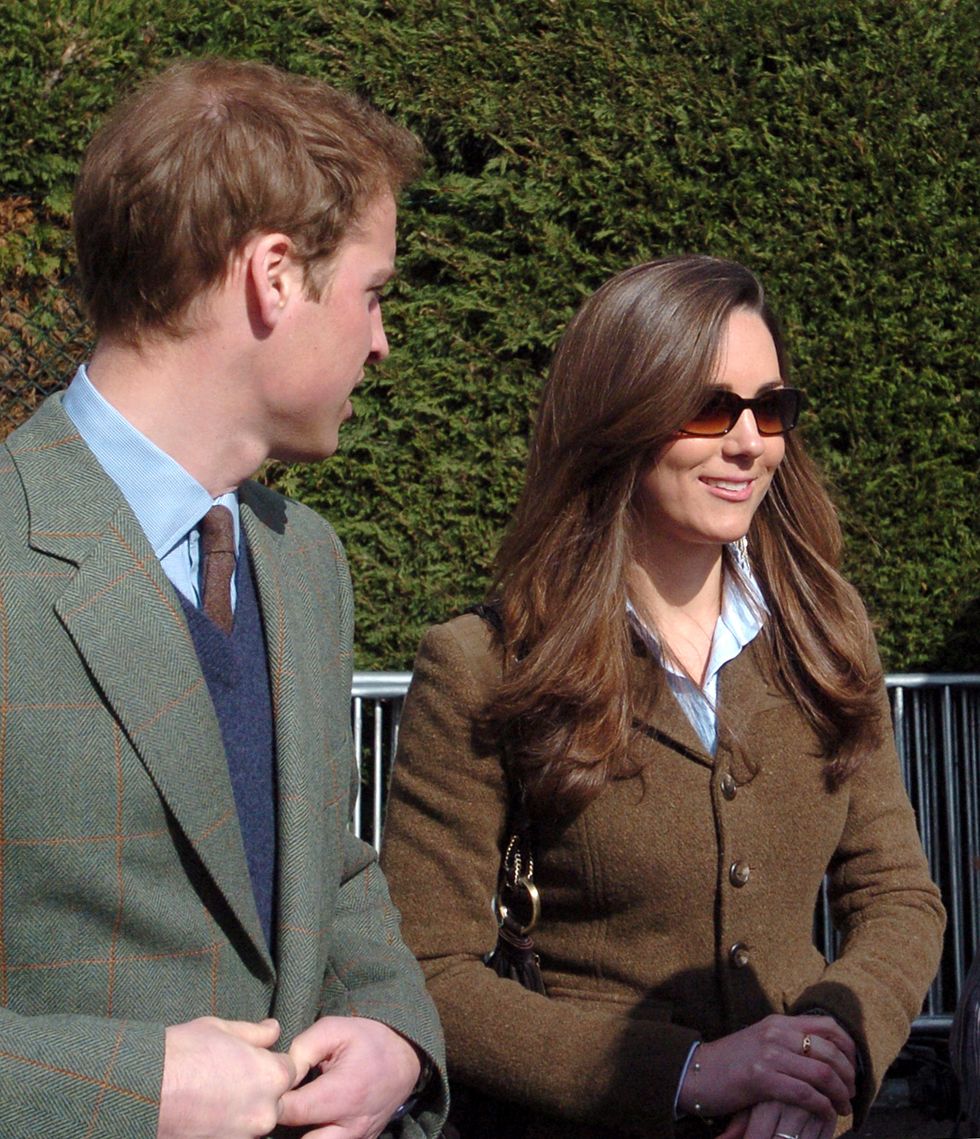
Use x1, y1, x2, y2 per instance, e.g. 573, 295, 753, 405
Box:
261, 193, 397, 462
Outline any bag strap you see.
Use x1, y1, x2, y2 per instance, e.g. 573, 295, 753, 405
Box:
466, 602, 539, 936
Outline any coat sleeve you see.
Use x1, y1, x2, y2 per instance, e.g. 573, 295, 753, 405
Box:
311, 520, 448, 1139
380, 617, 700, 1135
790, 672, 946, 1122
0, 1008, 164, 1137
319, 825, 450, 1138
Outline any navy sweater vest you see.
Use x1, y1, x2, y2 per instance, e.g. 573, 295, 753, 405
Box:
180, 540, 277, 949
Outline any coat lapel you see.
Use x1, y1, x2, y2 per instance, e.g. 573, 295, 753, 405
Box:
240, 485, 333, 1027
7, 397, 272, 973
629, 640, 715, 769
716, 637, 794, 785
630, 630, 787, 785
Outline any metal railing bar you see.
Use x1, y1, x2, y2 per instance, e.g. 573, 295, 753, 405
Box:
372, 700, 385, 843
885, 674, 980, 688
943, 687, 965, 995
351, 694, 364, 840
352, 671, 412, 699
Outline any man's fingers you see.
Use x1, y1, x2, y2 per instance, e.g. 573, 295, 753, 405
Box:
276, 1049, 299, 1092
715, 1108, 750, 1139
768, 1106, 821, 1139
209, 1018, 295, 1094
214, 1016, 282, 1047
206, 1017, 297, 1091
159, 1016, 296, 1139
287, 1019, 338, 1086
278, 1081, 334, 1129
742, 1100, 780, 1139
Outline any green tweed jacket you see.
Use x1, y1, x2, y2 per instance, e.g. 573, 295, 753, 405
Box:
0, 395, 447, 1138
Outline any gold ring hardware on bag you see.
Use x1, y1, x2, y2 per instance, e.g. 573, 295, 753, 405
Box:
493, 833, 541, 934
493, 873, 541, 936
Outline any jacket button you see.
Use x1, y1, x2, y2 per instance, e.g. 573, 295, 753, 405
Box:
729, 861, 751, 887
729, 942, 751, 968
720, 773, 737, 800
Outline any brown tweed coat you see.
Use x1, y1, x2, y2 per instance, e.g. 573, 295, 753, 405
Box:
380, 613, 945, 1139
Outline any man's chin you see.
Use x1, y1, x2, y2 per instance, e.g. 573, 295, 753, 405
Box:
269, 436, 340, 465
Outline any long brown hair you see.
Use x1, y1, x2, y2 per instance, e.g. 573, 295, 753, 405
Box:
486, 256, 883, 817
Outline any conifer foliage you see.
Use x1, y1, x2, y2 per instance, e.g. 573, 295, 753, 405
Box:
1, 0, 975, 669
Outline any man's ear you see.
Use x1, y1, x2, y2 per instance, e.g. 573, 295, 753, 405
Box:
248, 233, 302, 329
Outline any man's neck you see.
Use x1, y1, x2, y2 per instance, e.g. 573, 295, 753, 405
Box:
86, 335, 263, 497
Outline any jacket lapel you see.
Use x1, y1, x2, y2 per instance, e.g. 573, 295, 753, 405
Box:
629, 640, 715, 769
240, 485, 332, 1026
716, 637, 793, 785
630, 631, 786, 785
7, 397, 272, 974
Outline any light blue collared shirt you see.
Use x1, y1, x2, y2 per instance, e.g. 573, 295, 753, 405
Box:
62, 365, 240, 608
629, 561, 766, 755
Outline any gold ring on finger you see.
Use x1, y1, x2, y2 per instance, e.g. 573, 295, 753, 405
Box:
801, 1032, 812, 1056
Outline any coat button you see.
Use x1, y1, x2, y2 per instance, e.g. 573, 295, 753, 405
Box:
729, 942, 751, 968
720, 773, 737, 800
729, 860, 751, 887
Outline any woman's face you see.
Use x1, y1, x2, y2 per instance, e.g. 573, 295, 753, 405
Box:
634, 308, 786, 553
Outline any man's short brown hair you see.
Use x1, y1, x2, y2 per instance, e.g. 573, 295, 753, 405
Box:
73, 57, 423, 343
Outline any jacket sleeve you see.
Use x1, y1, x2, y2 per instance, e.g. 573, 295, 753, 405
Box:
380, 617, 700, 1136
312, 521, 448, 1139
790, 673, 946, 1122
318, 824, 450, 1138
0, 1010, 164, 1138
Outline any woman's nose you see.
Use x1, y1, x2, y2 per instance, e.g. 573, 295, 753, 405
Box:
721, 409, 765, 457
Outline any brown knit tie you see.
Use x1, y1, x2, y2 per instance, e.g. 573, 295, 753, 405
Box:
200, 505, 236, 633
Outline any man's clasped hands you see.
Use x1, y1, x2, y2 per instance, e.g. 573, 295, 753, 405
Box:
158, 1013, 421, 1139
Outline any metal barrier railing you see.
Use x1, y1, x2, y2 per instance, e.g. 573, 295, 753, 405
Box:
889, 675, 980, 1030
352, 671, 980, 1026
351, 671, 412, 850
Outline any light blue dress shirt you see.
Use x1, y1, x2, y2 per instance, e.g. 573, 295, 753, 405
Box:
62, 365, 240, 609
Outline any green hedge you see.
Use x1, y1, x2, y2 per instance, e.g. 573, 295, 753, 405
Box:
1, 0, 976, 670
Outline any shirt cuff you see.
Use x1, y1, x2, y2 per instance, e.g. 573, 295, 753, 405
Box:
674, 1039, 703, 1119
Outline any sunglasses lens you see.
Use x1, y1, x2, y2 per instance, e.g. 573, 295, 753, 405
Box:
755, 389, 800, 435
680, 392, 737, 436
754, 392, 788, 434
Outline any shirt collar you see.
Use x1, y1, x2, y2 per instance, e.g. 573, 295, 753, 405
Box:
628, 558, 766, 686
62, 364, 239, 560
707, 566, 765, 684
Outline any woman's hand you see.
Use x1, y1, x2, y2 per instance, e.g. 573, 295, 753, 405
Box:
717, 1101, 837, 1139
676, 1014, 856, 1122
